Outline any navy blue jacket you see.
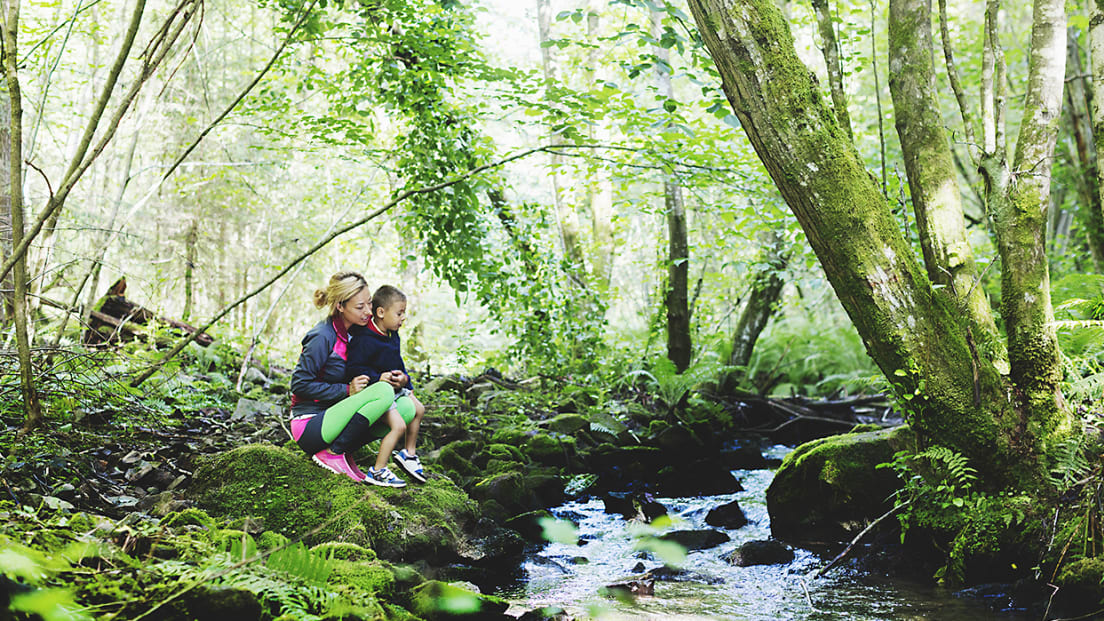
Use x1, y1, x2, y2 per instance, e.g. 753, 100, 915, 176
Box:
290, 318, 350, 410
346, 322, 411, 390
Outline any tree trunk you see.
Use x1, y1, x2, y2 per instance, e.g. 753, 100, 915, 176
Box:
536, 0, 583, 269
887, 0, 1007, 372
686, 0, 1072, 485
811, 0, 853, 140
1093, 3, 1104, 263
1077, 19, 1104, 272
729, 230, 787, 371
2, 0, 43, 430
0, 88, 10, 328
652, 3, 690, 372
586, 0, 614, 291
183, 218, 198, 322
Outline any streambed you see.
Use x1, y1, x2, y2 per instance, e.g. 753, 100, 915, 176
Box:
497, 447, 1034, 620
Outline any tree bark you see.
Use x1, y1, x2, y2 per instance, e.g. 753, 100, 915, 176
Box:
0, 88, 10, 327
652, 3, 691, 372
1087, 6, 1104, 271
183, 218, 198, 322
1064, 27, 1104, 271
887, 0, 1007, 371
586, 0, 614, 291
686, 0, 1072, 485
986, 0, 1066, 423
2, 0, 43, 429
811, 0, 853, 140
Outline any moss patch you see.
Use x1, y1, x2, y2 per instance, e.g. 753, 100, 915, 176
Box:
189, 444, 479, 563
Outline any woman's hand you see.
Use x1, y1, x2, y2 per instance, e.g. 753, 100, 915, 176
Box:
349, 374, 370, 395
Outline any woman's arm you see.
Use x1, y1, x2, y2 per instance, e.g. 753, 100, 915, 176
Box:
291, 330, 349, 402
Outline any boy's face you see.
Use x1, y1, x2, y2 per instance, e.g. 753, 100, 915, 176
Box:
375, 300, 407, 332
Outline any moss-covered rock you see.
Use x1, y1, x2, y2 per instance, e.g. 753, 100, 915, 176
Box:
766, 426, 912, 541
409, 580, 510, 620
540, 413, 589, 435
188, 444, 481, 564
469, 471, 565, 520
311, 541, 376, 562
525, 433, 574, 467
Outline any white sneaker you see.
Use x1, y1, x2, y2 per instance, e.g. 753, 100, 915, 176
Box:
365, 466, 406, 488
394, 449, 427, 483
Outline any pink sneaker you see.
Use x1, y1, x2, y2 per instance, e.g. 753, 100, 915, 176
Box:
290, 415, 312, 442
345, 453, 367, 480
312, 450, 363, 482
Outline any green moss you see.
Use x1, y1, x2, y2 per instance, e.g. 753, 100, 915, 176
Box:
189, 444, 478, 561
409, 580, 508, 619
256, 531, 290, 550
525, 434, 573, 466
311, 541, 376, 562
160, 508, 218, 533
475, 443, 525, 468
1057, 557, 1104, 590
489, 428, 532, 446
329, 558, 397, 598
542, 413, 589, 435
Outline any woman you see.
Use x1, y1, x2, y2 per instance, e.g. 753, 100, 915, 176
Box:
288, 271, 408, 487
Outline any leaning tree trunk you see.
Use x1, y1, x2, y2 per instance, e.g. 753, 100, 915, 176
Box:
686, 0, 1072, 486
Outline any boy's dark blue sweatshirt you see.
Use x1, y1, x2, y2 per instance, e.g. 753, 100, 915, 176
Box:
346, 320, 412, 390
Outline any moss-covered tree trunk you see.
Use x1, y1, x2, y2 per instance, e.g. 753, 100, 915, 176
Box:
686, 0, 1073, 485
887, 0, 1006, 371
1088, 2, 1104, 270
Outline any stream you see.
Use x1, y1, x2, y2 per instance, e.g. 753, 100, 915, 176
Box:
495, 446, 1035, 620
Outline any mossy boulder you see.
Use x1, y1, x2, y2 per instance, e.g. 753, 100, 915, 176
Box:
1054, 558, 1104, 611
469, 471, 565, 520
188, 444, 481, 564
766, 426, 912, 541
408, 580, 510, 620
539, 413, 589, 435
525, 433, 575, 467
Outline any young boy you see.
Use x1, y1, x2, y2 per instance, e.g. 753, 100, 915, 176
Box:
346, 285, 428, 484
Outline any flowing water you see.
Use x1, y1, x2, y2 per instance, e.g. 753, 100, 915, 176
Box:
495, 446, 1035, 620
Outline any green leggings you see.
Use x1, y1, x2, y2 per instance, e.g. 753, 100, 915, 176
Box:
321, 382, 414, 453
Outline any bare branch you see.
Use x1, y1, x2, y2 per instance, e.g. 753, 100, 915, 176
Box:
938, 0, 977, 163
160, 0, 319, 184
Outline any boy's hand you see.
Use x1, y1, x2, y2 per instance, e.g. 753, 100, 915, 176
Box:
349, 375, 370, 395
381, 371, 405, 388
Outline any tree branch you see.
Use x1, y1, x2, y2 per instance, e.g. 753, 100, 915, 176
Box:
938, 0, 977, 163
160, 0, 318, 184
129, 144, 574, 386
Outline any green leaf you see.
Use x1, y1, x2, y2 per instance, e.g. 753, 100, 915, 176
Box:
539, 517, 579, 545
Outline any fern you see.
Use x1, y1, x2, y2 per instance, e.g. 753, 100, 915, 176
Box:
1048, 436, 1095, 490
266, 543, 335, 586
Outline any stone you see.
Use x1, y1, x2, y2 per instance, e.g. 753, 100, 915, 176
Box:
766, 426, 911, 541
657, 529, 730, 550
242, 367, 269, 386
231, 398, 283, 422
422, 374, 465, 395
655, 459, 742, 497
517, 606, 569, 621
540, 413, 589, 435
503, 510, 554, 543
724, 540, 794, 566
705, 499, 749, 529
409, 580, 510, 620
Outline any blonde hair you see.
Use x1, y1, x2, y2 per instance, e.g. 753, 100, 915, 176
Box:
313, 271, 368, 316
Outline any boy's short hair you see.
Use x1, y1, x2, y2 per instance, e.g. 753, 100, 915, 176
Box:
372, 285, 406, 311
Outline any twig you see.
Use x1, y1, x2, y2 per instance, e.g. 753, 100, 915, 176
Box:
799, 577, 821, 612
814, 500, 910, 578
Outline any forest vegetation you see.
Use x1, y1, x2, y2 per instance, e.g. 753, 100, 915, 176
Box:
3, 0, 1104, 618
